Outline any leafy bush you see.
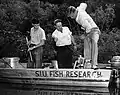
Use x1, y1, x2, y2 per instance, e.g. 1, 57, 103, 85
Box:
0, 0, 120, 64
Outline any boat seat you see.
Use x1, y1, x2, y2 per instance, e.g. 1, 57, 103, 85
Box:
42, 61, 58, 69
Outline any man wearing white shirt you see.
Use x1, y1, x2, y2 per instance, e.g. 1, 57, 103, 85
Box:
28, 18, 46, 68
52, 19, 77, 68
67, 3, 101, 68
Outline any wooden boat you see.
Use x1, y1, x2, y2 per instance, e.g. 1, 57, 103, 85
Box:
0, 67, 112, 88
0, 57, 114, 88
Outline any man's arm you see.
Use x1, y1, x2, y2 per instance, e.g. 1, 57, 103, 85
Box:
36, 28, 46, 47
71, 35, 77, 51
67, 27, 77, 50
52, 31, 58, 42
71, 35, 76, 46
28, 40, 45, 51
37, 40, 45, 46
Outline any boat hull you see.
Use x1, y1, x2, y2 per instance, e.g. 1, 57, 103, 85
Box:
0, 68, 112, 87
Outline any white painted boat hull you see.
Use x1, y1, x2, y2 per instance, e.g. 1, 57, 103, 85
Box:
0, 68, 112, 87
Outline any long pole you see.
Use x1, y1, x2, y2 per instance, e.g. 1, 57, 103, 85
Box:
25, 37, 33, 62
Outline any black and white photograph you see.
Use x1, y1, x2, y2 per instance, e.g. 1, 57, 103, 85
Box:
0, 0, 120, 95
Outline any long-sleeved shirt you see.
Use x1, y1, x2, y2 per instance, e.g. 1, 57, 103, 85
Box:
76, 3, 98, 33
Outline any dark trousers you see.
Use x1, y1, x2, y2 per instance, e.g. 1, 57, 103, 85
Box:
27, 46, 43, 68
57, 45, 73, 68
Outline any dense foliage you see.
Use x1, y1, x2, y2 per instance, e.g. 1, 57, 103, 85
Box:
0, 0, 119, 64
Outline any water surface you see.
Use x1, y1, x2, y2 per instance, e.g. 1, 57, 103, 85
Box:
0, 82, 119, 95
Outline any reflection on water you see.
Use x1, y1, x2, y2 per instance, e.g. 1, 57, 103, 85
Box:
0, 83, 119, 95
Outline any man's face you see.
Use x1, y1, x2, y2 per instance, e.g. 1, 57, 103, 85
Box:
55, 22, 63, 32
32, 23, 39, 29
68, 12, 76, 19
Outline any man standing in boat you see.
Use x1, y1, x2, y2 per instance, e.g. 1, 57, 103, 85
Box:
28, 18, 46, 68
67, 3, 101, 69
52, 19, 77, 68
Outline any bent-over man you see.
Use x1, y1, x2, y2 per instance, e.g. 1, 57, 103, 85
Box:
67, 3, 101, 68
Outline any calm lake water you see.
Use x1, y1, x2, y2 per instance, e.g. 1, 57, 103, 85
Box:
0, 82, 119, 95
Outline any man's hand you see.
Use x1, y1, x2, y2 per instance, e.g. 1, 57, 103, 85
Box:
73, 45, 77, 51
80, 34, 86, 40
53, 50, 57, 55
81, 27, 85, 30
54, 37, 58, 42
27, 41, 31, 46
28, 46, 36, 51
26, 31, 30, 34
